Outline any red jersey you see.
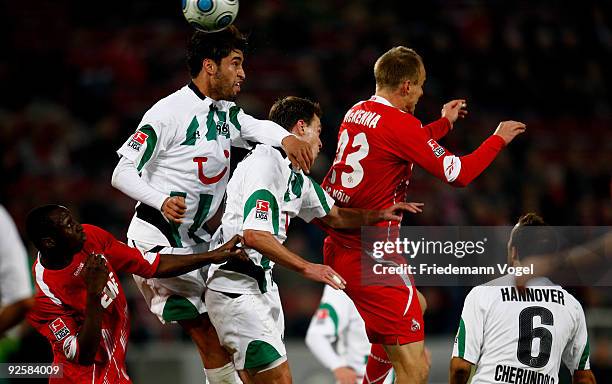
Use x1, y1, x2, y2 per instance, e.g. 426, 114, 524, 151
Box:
27, 224, 160, 384
321, 96, 506, 247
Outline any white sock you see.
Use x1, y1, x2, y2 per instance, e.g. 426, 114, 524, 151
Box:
204, 362, 241, 384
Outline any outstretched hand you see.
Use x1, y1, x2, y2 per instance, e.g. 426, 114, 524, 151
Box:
282, 135, 314, 174
493, 120, 526, 145
302, 263, 346, 290
441, 99, 468, 126
381, 202, 424, 221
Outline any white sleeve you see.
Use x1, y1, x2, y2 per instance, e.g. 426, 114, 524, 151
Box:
111, 157, 168, 210
297, 176, 335, 223
452, 287, 485, 364
241, 156, 284, 234
116, 112, 174, 172
0, 206, 32, 306
228, 106, 291, 147
562, 300, 591, 371
305, 288, 350, 371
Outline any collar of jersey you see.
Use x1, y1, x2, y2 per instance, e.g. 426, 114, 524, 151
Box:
188, 81, 207, 100
369, 95, 394, 107
277, 148, 300, 173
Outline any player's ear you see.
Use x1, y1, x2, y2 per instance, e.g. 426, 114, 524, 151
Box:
400, 79, 411, 96
202, 58, 217, 76
510, 246, 518, 264
292, 120, 306, 136
298, 120, 308, 135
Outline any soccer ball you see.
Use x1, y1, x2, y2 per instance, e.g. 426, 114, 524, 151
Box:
182, 0, 239, 33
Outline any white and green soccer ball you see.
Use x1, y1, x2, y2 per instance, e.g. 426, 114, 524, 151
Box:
182, 0, 239, 33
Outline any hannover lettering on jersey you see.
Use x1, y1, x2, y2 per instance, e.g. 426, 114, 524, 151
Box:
500, 287, 565, 305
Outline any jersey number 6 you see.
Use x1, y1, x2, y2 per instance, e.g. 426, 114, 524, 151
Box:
517, 306, 554, 368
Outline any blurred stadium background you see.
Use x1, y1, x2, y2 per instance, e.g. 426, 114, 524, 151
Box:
1, 0, 610, 382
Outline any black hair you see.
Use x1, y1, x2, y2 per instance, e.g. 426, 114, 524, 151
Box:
25, 204, 63, 248
268, 96, 322, 131
186, 25, 248, 78
510, 213, 558, 259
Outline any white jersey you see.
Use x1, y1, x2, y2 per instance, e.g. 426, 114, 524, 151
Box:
305, 286, 371, 377
0, 205, 32, 307
117, 83, 290, 248
452, 275, 591, 384
207, 144, 335, 294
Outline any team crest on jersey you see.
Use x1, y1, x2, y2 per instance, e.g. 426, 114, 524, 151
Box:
427, 139, 445, 158
411, 318, 421, 332
255, 200, 269, 220
316, 308, 329, 319
128, 130, 149, 151
216, 121, 230, 138
49, 318, 71, 341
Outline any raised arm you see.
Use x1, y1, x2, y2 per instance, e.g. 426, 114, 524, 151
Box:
319, 202, 424, 229
393, 120, 525, 188
422, 99, 468, 141
232, 108, 314, 173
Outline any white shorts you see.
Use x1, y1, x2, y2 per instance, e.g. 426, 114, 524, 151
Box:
130, 239, 210, 323
205, 285, 286, 370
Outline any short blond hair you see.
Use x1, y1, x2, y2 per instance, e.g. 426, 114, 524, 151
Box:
374, 46, 423, 90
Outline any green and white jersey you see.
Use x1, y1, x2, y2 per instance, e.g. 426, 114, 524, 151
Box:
207, 144, 335, 294
305, 286, 371, 377
117, 83, 289, 248
453, 275, 591, 384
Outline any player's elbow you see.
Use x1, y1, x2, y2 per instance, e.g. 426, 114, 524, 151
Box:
110, 164, 123, 190
242, 230, 267, 249
304, 330, 317, 350
111, 157, 133, 191
573, 370, 596, 384
320, 215, 341, 229
320, 207, 343, 229
450, 176, 469, 188
449, 358, 472, 384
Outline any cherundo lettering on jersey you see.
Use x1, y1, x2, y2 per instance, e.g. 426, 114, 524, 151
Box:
427, 139, 445, 158
128, 130, 149, 151
255, 200, 269, 220
49, 318, 71, 341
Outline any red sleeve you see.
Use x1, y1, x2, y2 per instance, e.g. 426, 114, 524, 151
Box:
27, 301, 81, 362
82, 225, 160, 278
422, 117, 451, 141
386, 116, 506, 187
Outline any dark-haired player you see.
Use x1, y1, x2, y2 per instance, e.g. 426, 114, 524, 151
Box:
25, 205, 245, 384
111, 27, 313, 382
320, 46, 526, 383
205, 96, 423, 384
450, 213, 596, 384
